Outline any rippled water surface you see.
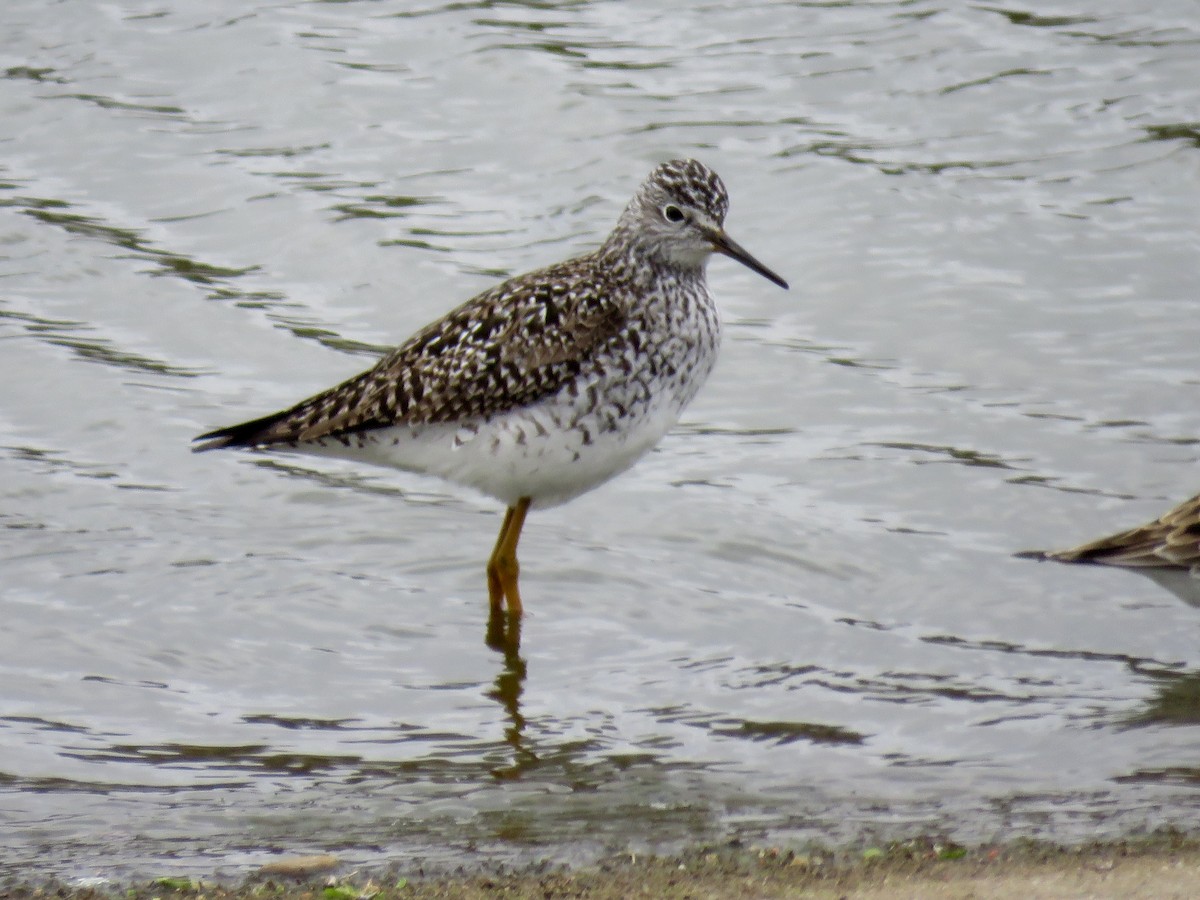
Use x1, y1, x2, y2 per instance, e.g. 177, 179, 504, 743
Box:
3, 0, 1200, 883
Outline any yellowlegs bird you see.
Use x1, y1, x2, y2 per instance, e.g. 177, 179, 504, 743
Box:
194, 159, 787, 627
1020, 492, 1200, 571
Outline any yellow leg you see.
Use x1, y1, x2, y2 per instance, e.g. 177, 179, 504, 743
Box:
487, 506, 516, 617
486, 496, 531, 617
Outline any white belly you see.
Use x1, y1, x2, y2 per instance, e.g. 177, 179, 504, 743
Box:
283, 283, 721, 508
294, 388, 686, 509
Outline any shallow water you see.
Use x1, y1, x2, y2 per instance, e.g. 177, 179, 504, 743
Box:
3, 0, 1200, 883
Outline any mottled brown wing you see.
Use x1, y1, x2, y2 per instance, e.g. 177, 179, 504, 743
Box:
193, 254, 627, 450
1038, 493, 1200, 568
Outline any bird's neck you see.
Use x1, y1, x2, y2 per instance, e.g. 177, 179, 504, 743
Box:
596, 235, 707, 293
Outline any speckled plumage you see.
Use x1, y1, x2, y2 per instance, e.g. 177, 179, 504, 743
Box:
195, 159, 787, 622
196, 159, 784, 503
1020, 492, 1200, 571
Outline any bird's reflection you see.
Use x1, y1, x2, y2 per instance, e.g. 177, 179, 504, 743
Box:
486, 607, 521, 654
1126, 666, 1200, 728
484, 611, 538, 779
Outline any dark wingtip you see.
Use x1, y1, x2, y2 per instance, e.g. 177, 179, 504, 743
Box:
191, 410, 287, 453
1013, 549, 1052, 561
191, 433, 235, 453
1014, 548, 1103, 566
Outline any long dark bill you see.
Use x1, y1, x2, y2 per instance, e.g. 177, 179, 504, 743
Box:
711, 229, 789, 290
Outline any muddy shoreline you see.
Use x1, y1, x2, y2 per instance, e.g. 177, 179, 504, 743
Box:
7, 831, 1199, 899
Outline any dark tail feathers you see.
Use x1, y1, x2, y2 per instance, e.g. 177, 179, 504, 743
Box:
191, 410, 291, 452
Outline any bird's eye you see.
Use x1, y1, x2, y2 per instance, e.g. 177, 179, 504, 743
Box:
662, 204, 685, 223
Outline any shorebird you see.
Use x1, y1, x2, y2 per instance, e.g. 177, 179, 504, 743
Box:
1019, 492, 1200, 572
194, 159, 788, 626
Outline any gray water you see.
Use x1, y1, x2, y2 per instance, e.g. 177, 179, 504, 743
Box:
3, 0, 1200, 884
